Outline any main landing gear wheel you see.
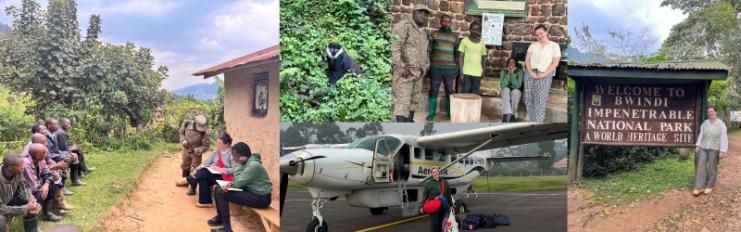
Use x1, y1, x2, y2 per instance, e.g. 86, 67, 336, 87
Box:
306, 216, 328, 232
369, 207, 387, 215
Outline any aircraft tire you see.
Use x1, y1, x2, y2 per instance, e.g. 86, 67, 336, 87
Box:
369, 207, 386, 215
306, 217, 328, 232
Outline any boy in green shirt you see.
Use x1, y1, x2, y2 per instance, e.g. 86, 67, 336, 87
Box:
500, 57, 524, 122
458, 22, 487, 94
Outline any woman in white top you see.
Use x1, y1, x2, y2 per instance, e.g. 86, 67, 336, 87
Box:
693, 107, 729, 196
524, 24, 561, 122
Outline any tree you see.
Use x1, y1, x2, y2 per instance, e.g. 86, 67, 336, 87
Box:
571, 24, 658, 63
571, 24, 607, 63
2, 0, 166, 130
659, 0, 740, 118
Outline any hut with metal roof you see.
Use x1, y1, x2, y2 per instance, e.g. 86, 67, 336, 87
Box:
193, 45, 280, 210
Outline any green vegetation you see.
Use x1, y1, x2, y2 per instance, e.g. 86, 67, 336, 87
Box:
583, 155, 695, 204
471, 176, 567, 192
8, 143, 180, 231
280, 0, 392, 122
1, 0, 168, 145
288, 175, 568, 192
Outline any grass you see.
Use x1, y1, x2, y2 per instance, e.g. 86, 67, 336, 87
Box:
471, 175, 568, 192
288, 175, 568, 192
10, 142, 180, 231
582, 156, 695, 204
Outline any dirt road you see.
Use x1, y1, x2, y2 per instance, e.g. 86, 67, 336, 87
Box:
568, 132, 741, 232
103, 152, 263, 231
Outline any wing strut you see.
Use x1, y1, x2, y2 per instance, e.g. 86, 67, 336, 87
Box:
419, 135, 496, 182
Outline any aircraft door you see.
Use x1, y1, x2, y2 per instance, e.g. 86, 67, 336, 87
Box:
372, 138, 394, 183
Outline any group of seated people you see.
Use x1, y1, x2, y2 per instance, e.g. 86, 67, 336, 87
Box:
1, 118, 94, 232
176, 132, 273, 232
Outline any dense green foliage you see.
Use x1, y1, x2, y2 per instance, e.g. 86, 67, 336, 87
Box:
583, 146, 679, 178
660, 0, 740, 125
1, 0, 166, 130
280, 0, 392, 122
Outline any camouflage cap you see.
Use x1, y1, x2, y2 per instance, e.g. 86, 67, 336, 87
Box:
413, 3, 432, 14
194, 115, 207, 132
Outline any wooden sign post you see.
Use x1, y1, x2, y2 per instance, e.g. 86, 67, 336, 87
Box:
567, 62, 729, 183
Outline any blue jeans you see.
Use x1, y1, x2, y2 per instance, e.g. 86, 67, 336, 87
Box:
462, 75, 481, 94
429, 69, 456, 98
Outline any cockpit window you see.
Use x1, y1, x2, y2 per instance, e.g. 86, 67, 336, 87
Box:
348, 135, 402, 155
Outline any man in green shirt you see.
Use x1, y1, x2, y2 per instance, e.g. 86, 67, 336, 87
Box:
208, 142, 272, 232
427, 14, 459, 121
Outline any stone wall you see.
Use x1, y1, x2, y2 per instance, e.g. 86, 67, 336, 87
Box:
392, 0, 568, 77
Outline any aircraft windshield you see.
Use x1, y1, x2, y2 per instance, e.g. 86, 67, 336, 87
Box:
347, 135, 402, 155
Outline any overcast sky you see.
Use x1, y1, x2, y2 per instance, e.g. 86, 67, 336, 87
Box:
0, 0, 279, 90
569, 0, 687, 54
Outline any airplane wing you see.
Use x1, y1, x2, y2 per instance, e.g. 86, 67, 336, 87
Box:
281, 143, 349, 154
415, 122, 567, 153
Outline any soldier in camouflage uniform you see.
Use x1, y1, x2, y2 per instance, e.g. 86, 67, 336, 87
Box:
392, 3, 431, 122
175, 115, 211, 187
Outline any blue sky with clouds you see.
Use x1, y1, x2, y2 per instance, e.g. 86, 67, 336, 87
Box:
569, 0, 687, 54
0, 0, 278, 90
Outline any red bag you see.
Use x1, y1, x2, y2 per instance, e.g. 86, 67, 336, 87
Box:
423, 180, 445, 214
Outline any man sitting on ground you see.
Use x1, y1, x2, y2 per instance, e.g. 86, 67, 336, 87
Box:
24, 143, 63, 222
0, 153, 42, 232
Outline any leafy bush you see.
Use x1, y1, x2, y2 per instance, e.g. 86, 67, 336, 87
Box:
280, 0, 392, 122
583, 145, 678, 178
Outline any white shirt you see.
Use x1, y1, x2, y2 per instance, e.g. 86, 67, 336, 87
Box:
527, 40, 561, 72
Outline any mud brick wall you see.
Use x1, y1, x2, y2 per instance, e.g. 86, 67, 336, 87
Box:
392, 0, 568, 78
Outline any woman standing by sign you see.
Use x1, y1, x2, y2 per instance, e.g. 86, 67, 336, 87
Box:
693, 107, 729, 196
524, 24, 561, 122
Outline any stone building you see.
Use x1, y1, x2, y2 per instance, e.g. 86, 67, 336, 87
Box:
393, 0, 568, 77
393, 0, 568, 122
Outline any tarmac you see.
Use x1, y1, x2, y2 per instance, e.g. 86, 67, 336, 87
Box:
282, 190, 567, 232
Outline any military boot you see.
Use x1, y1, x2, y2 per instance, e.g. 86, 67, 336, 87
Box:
426, 98, 438, 121
55, 189, 73, 211
42, 200, 63, 222
408, 111, 415, 123
396, 115, 407, 122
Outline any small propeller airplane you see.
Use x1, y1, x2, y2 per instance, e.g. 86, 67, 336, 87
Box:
279, 122, 568, 232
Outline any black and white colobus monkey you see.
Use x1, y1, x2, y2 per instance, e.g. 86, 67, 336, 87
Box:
326, 43, 362, 85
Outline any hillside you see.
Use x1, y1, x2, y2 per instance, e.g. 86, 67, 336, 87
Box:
171, 82, 219, 101
0, 22, 9, 33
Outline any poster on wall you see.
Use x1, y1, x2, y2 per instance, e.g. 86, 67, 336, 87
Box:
482, 13, 504, 45
252, 72, 269, 117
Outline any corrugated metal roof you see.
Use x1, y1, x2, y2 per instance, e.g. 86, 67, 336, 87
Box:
193, 45, 279, 78
570, 61, 729, 71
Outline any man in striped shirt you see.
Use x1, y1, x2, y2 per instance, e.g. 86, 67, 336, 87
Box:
426, 14, 459, 121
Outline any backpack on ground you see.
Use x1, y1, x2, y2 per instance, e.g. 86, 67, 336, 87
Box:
493, 213, 510, 226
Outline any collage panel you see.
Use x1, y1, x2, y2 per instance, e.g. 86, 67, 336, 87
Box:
566, 0, 739, 232
279, 0, 393, 122
391, 0, 568, 123
279, 122, 569, 231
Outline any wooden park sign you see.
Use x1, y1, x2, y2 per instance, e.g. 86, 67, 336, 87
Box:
567, 62, 729, 182
581, 84, 699, 147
